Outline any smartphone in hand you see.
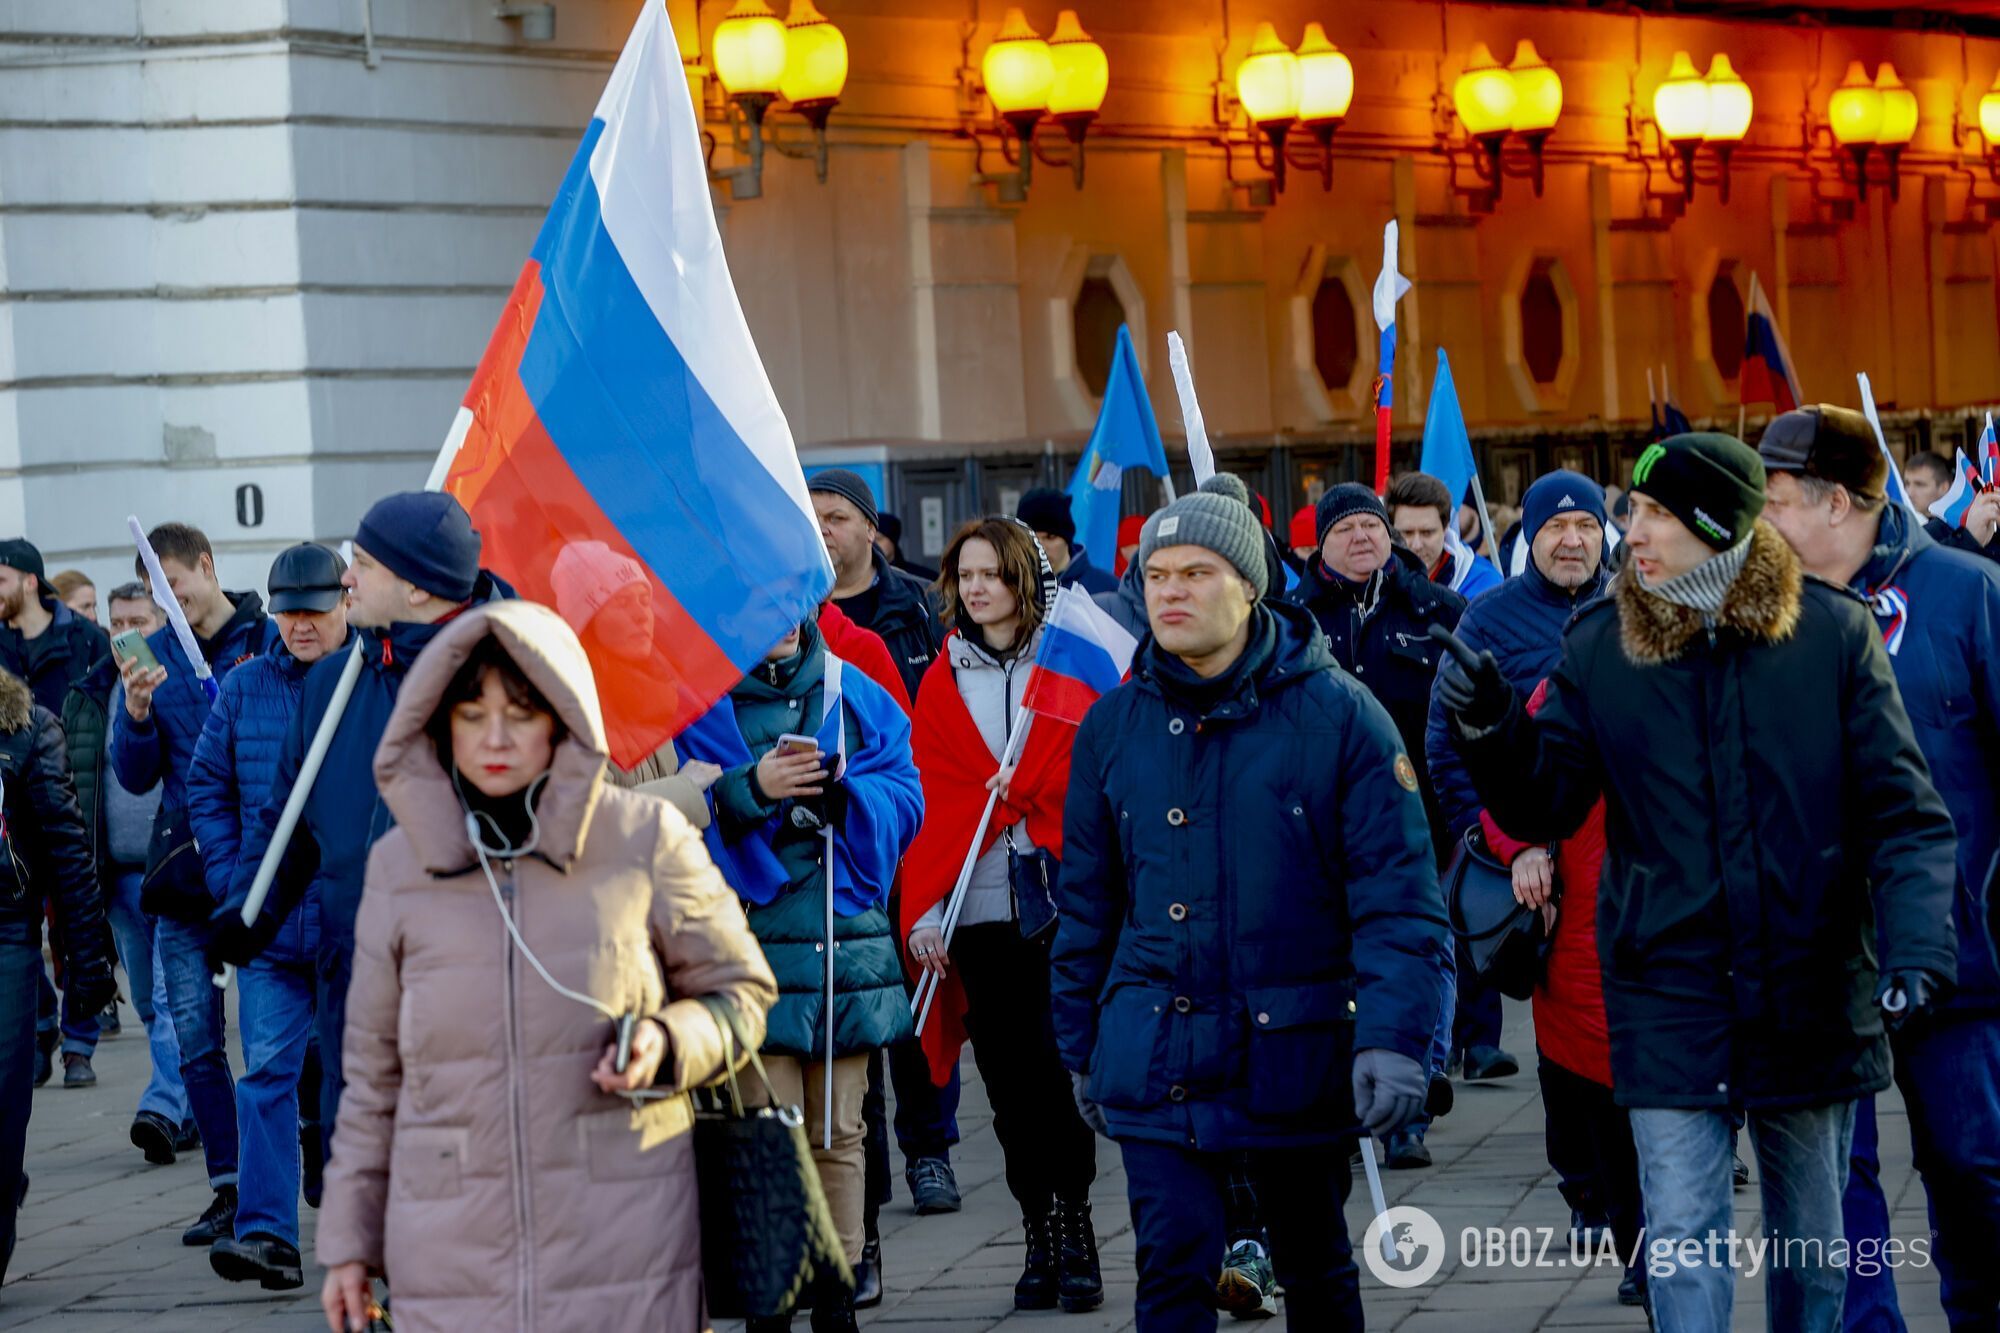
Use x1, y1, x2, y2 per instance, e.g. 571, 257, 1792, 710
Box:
111, 630, 162, 674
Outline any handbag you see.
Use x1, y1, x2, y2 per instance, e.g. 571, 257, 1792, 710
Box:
692, 996, 854, 1320
1443, 825, 1554, 1002
139, 808, 212, 923
1005, 834, 1060, 941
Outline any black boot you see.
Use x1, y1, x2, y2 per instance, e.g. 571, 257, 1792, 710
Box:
181, 1186, 237, 1246
852, 1234, 882, 1308
210, 1233, 304, 1290
743, 1317, 792, 1333
1015, 1211, 1059, 1310
300, 1123, 324, 1210
809, 1288, 859, 1333
1051, 1198, 1103, 1313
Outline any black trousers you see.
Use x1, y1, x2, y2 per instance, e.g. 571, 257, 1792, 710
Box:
1122, 1138, 1361, 1332
1537, 1052, 1644, 1263
952, 922, 1097, 1215
1, 919, 40, 1283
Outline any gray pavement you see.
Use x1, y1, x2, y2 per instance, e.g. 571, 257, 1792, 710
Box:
3, 991, 1950, 1330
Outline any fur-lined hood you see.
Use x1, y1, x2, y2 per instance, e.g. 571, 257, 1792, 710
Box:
1616, 519, 1802, 666
0, 668, 31, 733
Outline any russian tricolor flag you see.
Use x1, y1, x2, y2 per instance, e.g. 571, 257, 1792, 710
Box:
1740, 272, 1802, 413
1928, 448, 1983, 531
1021, 588, 1140, 727
435, 1, 833, 768
1980, 412, 1998, 487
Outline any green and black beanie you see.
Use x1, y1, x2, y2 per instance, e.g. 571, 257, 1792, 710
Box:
1629, 432, 1765, 551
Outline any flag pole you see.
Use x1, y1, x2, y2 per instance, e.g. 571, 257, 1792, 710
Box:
912, 705, 1035, 1034
1466, 472, 1499, 565
1167, 332, 1215, 488
823, 823, 836, 1150
215, 406, 466, 990
1736, 404, 1746, 441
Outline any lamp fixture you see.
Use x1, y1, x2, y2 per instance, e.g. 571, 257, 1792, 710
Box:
1046, 10, 1109, 188
708, 0, 852, 200
1236, 22, 1301, 192
1650, 50, 1750, 203
1295, 22, 1353, 190
780, 0, 847, 183
971, 8, 1107, 201
1447, 38, 1562, 208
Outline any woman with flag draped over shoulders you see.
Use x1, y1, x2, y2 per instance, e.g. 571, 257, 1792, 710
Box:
901, 518, 1104, 1316
675, 616, 922, 1333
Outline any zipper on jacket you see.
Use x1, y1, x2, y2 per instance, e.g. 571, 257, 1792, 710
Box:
499, 865, 535, 1328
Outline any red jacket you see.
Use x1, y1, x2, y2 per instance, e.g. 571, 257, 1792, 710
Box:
1479, 679, 1613, 1088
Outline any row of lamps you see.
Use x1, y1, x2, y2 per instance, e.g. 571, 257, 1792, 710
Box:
711, 0, 849, 197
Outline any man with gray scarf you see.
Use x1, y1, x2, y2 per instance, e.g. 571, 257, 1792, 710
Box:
1435, 432, 1959, 1333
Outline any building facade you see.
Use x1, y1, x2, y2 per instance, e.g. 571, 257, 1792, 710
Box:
5, 0, 1999, 585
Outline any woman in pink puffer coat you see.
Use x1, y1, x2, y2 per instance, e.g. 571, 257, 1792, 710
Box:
315, 601, 776, 1333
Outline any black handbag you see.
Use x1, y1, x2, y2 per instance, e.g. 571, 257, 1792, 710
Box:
692, 996, 854, 1320
1006, 837, 1060, 941
139, 809, 212, 923
1443, 825, 1554, 1002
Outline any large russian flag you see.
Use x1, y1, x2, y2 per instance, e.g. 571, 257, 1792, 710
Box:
1021, 588, 1139, 727
1740, 272, 1802, 413
435, 1, 833, 768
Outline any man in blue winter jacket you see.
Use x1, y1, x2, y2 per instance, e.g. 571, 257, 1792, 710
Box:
207, 493, 508, 1157
186, 544, 349, 1292
1761, 407, 2000, 1331
112, 522, 275, 1247
1054, 492, 1448, 1332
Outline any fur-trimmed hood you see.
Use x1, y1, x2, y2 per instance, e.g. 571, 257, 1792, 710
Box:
1616, 519, 1802, 666
0, 668, 31, 733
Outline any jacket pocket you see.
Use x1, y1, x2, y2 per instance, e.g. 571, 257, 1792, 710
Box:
389, 1125, 468, 1202
1088, 985, 1171, 1110
1244, 982, 1351, 1120
580, 1100, 695, 1182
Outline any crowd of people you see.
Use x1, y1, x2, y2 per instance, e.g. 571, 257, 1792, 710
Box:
0, 414, 1994, 1333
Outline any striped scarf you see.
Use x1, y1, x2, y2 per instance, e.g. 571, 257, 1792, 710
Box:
1641, 536, 1753, 616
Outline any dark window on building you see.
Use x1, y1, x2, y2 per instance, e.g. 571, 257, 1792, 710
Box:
1073, 275, 1125, 398
1521, 259, 1564, 385
1312, 278, 1359, 391
1708, 271, 1745, 381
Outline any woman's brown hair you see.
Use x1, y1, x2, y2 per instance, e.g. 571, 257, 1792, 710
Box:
934, 518, 1049, 640
427, 636, 566, 760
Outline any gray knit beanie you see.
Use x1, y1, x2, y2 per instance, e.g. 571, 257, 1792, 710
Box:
1197, 472, 1252, 510
1136, 493, 1265, 598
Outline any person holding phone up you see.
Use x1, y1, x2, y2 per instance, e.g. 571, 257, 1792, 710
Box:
676, 615, 924, 1333
900, 517, 1102, 1315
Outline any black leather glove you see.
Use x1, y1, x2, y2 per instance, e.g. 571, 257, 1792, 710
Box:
788, 779, 850, 833
1877, 969, 1947, 1030
1430, 624, 1512, 733
206, 899, 281, 971
63, 955, 117, 1018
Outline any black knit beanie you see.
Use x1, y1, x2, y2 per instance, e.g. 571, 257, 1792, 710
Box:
1314, 483, 1391, 547
1630, 432, 1765, 551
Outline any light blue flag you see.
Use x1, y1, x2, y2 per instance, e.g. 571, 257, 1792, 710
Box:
1419, 348, 1475, 506
1067, 325, 1169, 565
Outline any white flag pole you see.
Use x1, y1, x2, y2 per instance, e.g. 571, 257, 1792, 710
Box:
215, 407, 467, 990
912, 705, 1035, 1034
1359, 1135, 1399, 1264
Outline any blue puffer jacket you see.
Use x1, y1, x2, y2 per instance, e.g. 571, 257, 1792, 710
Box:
1052, 601, 1448, 1151
110, 591, 273, 815
224, 575, 510, 962
1424, 559, 1610, 844
1854, 505, 2000, 1015
187, 639, 337, 964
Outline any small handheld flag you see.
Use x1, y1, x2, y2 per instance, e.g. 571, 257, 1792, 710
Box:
1742, 273, 1803, 413
1659, 364, 1692, 437
1167, 331, 1215, 487
1858, 373, 1921, 516
1067, 326, 1170, 571
1372, 220, 1413, 495
1021, 587, 1140, 727
1928, 448, 1982, 530
128, 516, 217, 703
1980, 413, 1998, 487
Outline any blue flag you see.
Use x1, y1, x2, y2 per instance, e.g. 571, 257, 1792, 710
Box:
1420, 348, 1475, 506
1067, 325, 1169, 565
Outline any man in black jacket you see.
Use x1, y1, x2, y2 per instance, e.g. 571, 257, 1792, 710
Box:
1439, 433, 1960, 1333
0, 664, 116, 1283
805, 471, 961, 1296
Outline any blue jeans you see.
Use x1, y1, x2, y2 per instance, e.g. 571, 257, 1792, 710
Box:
157, 917, 238, 1188
234, 955, 315, 1245
1897, 1015, 2000, 1326
1840, 1098, 1905, 1333
104, 869, 189, 1127
1, 919, 41, 1282
36, 949, 99, 1058
1630, 1100, 1856, 1333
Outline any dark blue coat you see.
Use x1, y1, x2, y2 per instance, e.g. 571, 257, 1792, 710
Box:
1052, 601, 1448, 1150
187, 640, 338, 964
1058, 545, 1118, 596
224, 575, 509, 962
110, 592, 272, 816
1855, 505, 2000, 1015
1425, 560, 1610, 843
